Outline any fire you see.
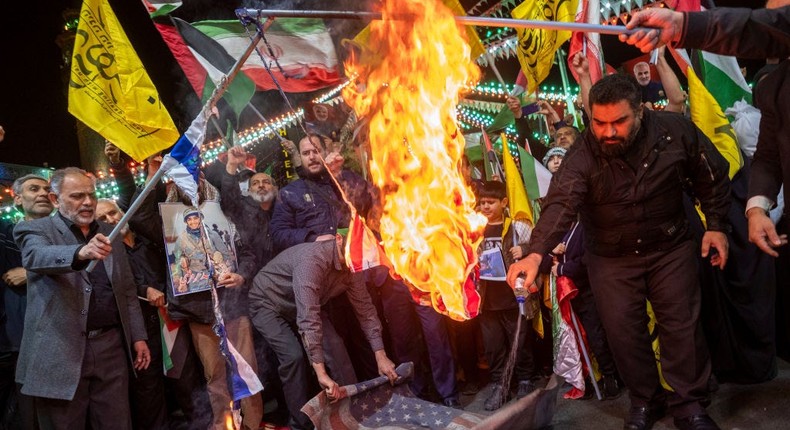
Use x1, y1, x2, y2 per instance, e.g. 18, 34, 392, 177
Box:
343, 0, 486, 320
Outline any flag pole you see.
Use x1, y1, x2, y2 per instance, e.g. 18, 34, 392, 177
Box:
86, 33, 263, 273
570, 310, 603, 400
247, 103, 286, 143
555, 49, 579, 128
235, 8, 637, 35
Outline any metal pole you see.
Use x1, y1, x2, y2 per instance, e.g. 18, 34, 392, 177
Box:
85, 168, 167, 272
486, 53, 507, 88
235, 8, 635, 35
247, 103, 286, 142
86, 33, 263, 273
555, 49, 579, 128
570, 310, 602, 400
210, 117, 232, 148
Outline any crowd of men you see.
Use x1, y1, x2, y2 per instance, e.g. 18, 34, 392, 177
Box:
0, 4, 789, 430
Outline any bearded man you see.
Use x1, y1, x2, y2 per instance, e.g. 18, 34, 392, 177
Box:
221, 145, 279, 273
506, 74, 731, 430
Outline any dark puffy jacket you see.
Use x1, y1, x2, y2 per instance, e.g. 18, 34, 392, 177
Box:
270, 170, 371, 252
529, 109, 731, 258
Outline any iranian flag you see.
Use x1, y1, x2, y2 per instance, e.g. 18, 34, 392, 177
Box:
191, 19, 342, 93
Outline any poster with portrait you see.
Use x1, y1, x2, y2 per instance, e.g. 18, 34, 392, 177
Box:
159, 202, 238, 296
479, 248, 507, 281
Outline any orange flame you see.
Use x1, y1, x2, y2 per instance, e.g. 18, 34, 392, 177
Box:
343, 0, 486, 320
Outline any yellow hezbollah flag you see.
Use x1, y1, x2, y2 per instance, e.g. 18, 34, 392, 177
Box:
688, 66, 743, 179
501, 133, 533, 225
69, 0, 179, 162
511, 0, 578, 95
349, 0, 485, 59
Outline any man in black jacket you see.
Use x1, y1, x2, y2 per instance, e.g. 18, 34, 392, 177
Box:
507, 74, 731, 430
621, 4, 790, 258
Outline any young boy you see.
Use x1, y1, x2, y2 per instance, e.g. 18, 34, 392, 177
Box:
542, 147, 567, 174
477, 181, 540, 410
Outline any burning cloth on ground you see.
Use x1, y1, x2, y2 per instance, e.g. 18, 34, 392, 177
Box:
302, 362, 561, 429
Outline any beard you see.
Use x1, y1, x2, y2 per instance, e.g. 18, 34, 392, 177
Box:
250, 190, 275, 204
597, 118, 641, 158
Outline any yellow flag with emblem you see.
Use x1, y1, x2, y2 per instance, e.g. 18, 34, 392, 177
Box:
511, 0, 578, 95
69, 0, 179, 162
688, 66, 743, 179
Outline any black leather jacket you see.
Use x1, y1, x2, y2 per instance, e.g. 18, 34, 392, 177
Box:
528, 109, 731, 258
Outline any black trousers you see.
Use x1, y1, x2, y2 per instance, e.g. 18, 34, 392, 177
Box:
130, 303, 167, 430
479, 308, 536, 384
250, 306, 316, 430
570, 285, 618, 377
36, 328, 131, 430
586, 240, 710, 418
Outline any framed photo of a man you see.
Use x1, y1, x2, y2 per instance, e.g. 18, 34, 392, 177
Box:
160, 202, 238, 296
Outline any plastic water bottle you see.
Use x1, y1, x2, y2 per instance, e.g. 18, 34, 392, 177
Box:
514, 275, 529, 317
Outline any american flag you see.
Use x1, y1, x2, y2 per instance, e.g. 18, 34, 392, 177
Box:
302, 363, 562, 429
302, 363, 485, 429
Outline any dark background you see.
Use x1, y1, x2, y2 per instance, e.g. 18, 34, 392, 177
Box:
0, 0, 767, 169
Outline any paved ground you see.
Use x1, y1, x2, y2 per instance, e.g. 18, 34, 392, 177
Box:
460, 359, 790, 429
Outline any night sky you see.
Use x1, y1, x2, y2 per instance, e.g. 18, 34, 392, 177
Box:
0, 0, 767, 170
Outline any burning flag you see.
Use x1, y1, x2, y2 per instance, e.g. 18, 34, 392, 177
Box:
343, 0, 487, 321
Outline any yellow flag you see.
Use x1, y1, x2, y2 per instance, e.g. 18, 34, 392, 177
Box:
688, 67, 743, 179
442, 0, 486, 59
501, 134, 533, 225
347, 0, 485, 59
511, 0, 578, 95
69, 0, 179, 162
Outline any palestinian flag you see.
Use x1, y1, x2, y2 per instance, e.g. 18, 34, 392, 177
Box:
696, 51, 752, 112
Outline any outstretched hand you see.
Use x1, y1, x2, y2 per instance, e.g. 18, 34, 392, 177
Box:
619, 8, 684, 53
747, 209, 788, 257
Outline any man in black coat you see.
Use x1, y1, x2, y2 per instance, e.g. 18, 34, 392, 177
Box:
507, 74, 731, 430
621, 4, 790, 257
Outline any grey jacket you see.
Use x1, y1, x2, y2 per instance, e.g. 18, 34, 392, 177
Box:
13, 215, 147, 400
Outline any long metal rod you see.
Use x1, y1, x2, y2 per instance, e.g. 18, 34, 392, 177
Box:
86, 33, 263, 273
235, 8, 634, 35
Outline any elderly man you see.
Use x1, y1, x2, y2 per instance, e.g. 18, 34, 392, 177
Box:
507, 74, 730, 430
0, 174, 53, 428
13, 167, 149, 430
221, 144, 295, 424
633, 62, 666, 107
249, 234, 398, 430
95, 198, 171, 430
221, 145, 278, 273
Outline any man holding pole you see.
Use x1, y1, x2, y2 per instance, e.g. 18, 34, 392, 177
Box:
620, 4, 790, 260
13, 167, 150, 430
506, 74, 730, 430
